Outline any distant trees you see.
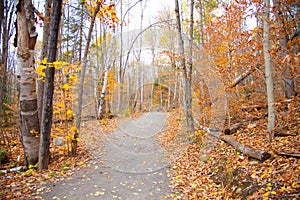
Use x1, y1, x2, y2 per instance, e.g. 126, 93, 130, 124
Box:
1, 0, 14, 139
75, 3, 100, 154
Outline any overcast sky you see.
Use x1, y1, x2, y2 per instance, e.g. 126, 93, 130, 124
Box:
120, 0, 174, 30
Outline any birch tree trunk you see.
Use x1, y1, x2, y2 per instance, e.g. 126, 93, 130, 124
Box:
16, 0, 40, 166
263, 0, 275, 140
39, 0, 63, 170
97, 31, 116, 119
98, 64, 109, 119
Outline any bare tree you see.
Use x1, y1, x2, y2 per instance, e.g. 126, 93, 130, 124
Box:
75, 4, 100, 154
174, 0, 194, 133
263, 0, 275, 140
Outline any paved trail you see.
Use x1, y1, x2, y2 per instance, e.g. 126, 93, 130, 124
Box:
39, 112, 172, 200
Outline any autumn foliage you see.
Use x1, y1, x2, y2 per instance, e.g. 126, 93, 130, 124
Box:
0, 0, 299, 199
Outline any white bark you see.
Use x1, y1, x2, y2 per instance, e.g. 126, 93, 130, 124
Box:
16, 0, 40, 166
263, 0, 275, 138
97, 64, 110, 119
17, 51, 38, 101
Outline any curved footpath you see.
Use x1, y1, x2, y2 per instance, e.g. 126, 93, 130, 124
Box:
38, 112, 172, 200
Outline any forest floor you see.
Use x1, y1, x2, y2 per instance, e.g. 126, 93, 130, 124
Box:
0, 108, 299, 199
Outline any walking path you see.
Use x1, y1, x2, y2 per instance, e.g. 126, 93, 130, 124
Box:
38, 112, 172, 199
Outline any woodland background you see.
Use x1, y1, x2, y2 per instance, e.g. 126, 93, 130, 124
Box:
0, 0, 299, 199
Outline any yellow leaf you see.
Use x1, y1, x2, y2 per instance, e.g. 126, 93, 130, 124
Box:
263, 192, 269, 197
281, 186, 286, 191
66, 110, 73, 116
73, 65, 82, 71
53, 61, 68, 69
292, 182, 297, 187
94, 191, 105, 196
61, 83, 73, 91
271, 191, 276, 195
251, 172, 257, 179
41, 57, 47, 64
53, 110, 60, 115
56, 103, 64, 108
69, 74, 77, 82
70, 126, 77, 133
36, 64, 46, 77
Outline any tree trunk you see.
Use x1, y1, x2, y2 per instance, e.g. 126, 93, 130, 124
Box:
0, 0, 3, 24
39, 0, 63, 170
97, 30, 117, 118
0, 0, 5, 137
98, 63, 110, 119
175, 0, 195, 133
197, 0, 204, 46
139, 66, 144, 111
75, 4, 100, 154
78, 3, 84, 61
118, 0, 124, 113
16, 0, 40, 166
187, 0, 195, 132
38, 0, 52, 122
1, 1, 14, 134
263, 0, 275, 140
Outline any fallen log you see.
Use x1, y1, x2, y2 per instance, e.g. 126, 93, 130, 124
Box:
274, 150, 300, 159
224, 113, 267, 135
240, 105, 265, 111
193, 119, 271, 162
274, 132, 298, 137
209, 132, 271, 162
228, 66, 256, 88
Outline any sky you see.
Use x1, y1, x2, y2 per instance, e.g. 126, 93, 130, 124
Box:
120, 0, 174, 31
34, 0, 257, 43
